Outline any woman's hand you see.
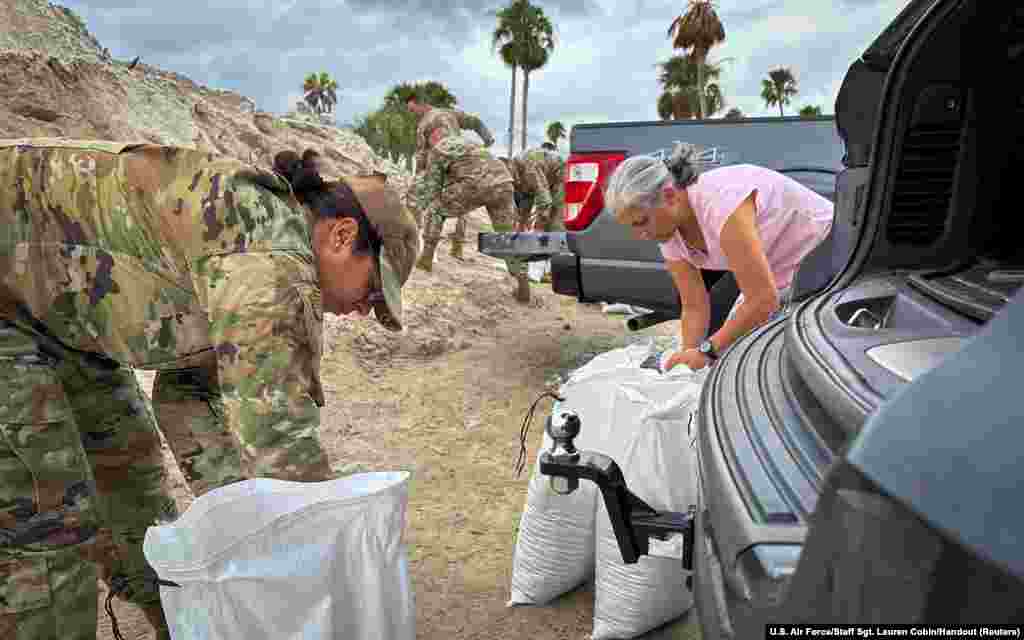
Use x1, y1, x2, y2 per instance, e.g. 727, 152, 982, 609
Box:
664, 348, 711, 372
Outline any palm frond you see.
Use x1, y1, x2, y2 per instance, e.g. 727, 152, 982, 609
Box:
669, 1, 726, 54
658, 91, 675, 119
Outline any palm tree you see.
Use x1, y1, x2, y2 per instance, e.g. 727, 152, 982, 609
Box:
303, 73, 322, 114
354, 105, 419, 169
546, 121, 566, 148
322, 76, 339, 114
724, 107, 744, 120
799, 104, 823, 118
517, 9, 555, 152
667, 1, 726, 121
493, 1, 528, 156
657, 93, 674, 120
705, 82, 725, 117
493, 1, 555, 154
420, 81, 457, 109
761, 68, 798, 117
384, 81, 457, 109
656, 54, 725, 119
657, 91, 697, 120
303, 72, 339, 116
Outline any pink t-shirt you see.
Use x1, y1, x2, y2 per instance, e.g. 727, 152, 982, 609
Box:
659, 164, 834, 289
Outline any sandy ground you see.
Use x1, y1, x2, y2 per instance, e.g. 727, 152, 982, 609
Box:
97, 213, 701, 640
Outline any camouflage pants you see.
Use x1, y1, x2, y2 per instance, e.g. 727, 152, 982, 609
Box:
0, 319, 177, 639
517, 184, 566, 232
420, 181, 525, 277
409, 182, 466, 243
151, 356, 245, 497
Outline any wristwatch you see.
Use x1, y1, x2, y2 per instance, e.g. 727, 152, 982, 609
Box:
698, 339, 719, 361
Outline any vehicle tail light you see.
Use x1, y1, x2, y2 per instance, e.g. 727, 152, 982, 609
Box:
563, 151, 626, 231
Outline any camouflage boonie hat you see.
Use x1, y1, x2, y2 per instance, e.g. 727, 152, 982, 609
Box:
345, 173, 421, 332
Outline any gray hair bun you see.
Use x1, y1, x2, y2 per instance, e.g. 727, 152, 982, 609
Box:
663, 142, 699, 188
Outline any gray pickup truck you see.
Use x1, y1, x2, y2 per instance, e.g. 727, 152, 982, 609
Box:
480, 116, 845, 332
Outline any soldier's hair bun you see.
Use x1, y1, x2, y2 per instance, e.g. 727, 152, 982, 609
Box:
274, 148, 325, 195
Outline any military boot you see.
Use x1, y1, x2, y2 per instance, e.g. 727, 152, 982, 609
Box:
449, 238, 465, 261
515, 274, 531, 304
417, 238, 439, 272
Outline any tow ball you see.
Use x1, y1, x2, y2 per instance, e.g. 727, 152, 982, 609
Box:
539, 409, 696, 570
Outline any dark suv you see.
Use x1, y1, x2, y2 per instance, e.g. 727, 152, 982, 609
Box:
536, 0, 1024, 633
694, 0, 1024, 632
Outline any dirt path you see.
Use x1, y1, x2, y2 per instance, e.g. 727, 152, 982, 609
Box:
100, 213, 701, 640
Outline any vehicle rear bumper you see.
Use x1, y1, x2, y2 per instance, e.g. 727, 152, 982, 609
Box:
551, 253, 580, 298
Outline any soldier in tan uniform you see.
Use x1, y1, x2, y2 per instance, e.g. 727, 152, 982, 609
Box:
0, 139, 420, 639
412, 136, 530, 303
508, 146, 566, 232
406, 96, 497, 261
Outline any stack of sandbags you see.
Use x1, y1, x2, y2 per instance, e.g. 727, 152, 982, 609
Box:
508, 343, 656, 606
591, 378, 702, 639
508, 343, 707, 639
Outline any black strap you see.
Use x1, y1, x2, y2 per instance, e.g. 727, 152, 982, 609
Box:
514, 390, 565, 478
104, 571, 181, 640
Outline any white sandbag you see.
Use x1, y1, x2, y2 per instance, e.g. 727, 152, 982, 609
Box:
509, 342, 661, 606
144, 473, 415, 640
510, 423, 599, 606
591, 373, 705, 640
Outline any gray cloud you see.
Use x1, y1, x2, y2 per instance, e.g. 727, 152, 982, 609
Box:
60, 0, 906, 147
739, 18, 875, 112
717, 2, 790, 31
837, 0, 891, 6
344, 0, 601, 18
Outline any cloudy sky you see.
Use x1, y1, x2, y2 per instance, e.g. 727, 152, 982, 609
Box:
62, 0, 911, 158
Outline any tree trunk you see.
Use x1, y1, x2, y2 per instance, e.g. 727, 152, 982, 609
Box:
508, 65, 517, 157
696, 51, 706, 119
521, 70, 530, 152
779, 102, 784, 117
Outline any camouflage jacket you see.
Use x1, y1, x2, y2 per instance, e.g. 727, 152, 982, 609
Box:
415, 108, 495, 172
519, 148, 564, 190
413, 137, 511, 222
510, 149, 564, 217
0, 139, 326, 457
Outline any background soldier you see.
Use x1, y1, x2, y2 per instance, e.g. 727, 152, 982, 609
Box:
407, 96, 496, 261
413, 136, 530, 303
509, 145, 566, 232
0, 140, 419, 639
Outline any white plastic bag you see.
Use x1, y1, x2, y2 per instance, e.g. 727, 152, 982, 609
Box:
528, 259, 551, 282
600, 303, 654, 316
509, 343, 659, 606
591, 375, 705, 640
143, 473, 415, 640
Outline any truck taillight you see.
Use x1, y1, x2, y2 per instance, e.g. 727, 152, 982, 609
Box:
563, 151, 626, 231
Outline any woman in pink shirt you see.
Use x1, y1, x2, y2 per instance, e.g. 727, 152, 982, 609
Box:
606, 143, 834, 372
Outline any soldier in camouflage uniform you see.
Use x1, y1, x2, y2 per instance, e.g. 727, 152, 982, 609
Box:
412, 136, 530, 303
508, 146, 566, 232
407, 96, 497, 262
0, 139, 420, 639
